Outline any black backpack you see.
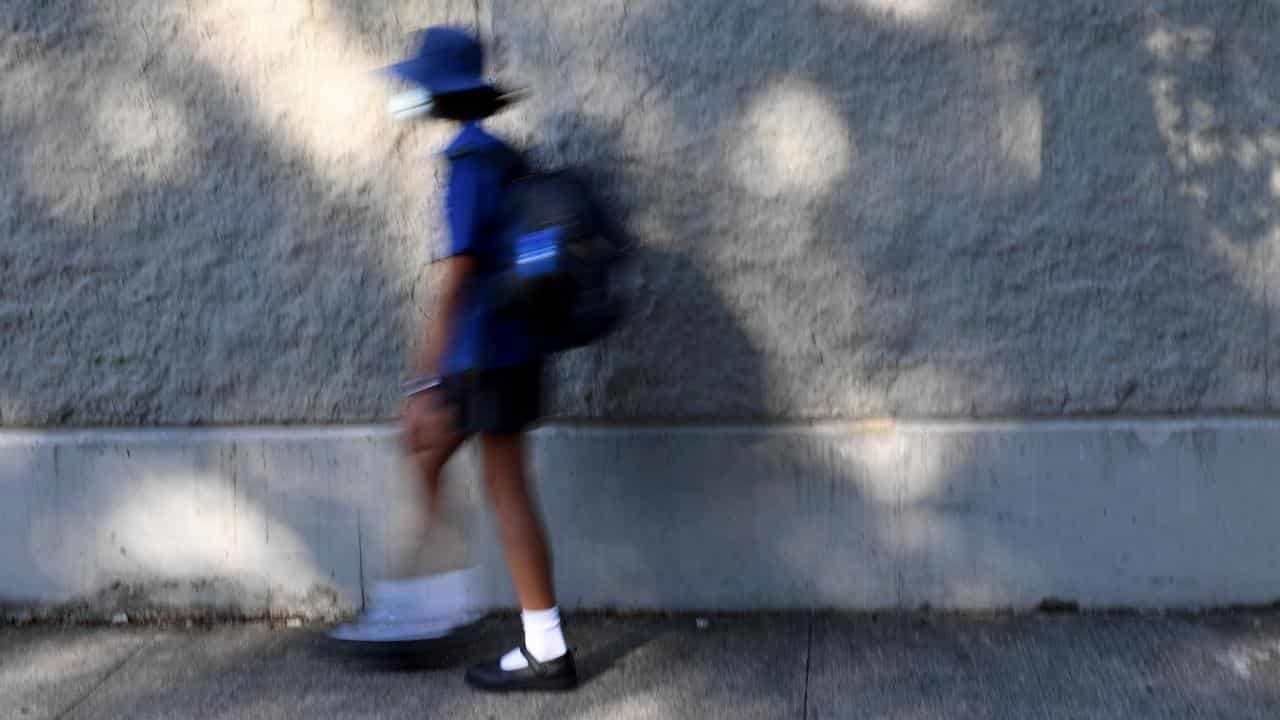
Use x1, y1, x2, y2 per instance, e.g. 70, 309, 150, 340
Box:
467, 146, 629, 354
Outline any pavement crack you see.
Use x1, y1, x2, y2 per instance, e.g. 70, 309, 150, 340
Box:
53, 636, 155, 720
357, 511, 367, 611
801, 611, 814, 720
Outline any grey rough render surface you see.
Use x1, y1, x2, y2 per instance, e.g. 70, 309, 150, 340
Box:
4, 613, 1280, 719
0, 1, 475, 426
2, 0, 1279, 424
494, 0, 1280, 420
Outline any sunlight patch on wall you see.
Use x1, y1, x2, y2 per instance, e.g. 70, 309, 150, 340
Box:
705, 79, 857, 375
1147, 16, 1278, 310
1150, 74, 1221, 176
822, 0, 993, 37
1, 48, 195, 224
1218, 640, 1280, 681
28, 469, 326, 597
0, 395, 25, 426
170, 0, 459, 337
1145, 24, 1215, 62
179, 0, 447, 208
95, 86, 193, 184
992, 42, 1043, 184
1207, 229, 1256, 290
985, 92, 1045, 185
109, 473, 319, 581
847, 0, 947, 22
831, 430, 949, 507
183, 1, 383, 169
732, 80, 853, 199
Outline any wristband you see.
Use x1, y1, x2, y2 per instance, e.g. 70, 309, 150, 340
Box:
400, 375, 442, 398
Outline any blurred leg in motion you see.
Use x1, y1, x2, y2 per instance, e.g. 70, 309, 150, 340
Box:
326, 405, 481, 645
410, 433, 465, 529
392, 434, 471, 580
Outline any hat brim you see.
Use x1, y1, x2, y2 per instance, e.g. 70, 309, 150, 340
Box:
383, 59, 493, 95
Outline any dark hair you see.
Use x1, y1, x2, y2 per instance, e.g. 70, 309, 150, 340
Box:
430, 87, 512, 121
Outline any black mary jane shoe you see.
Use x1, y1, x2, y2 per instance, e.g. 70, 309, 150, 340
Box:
465, 645, 579, 693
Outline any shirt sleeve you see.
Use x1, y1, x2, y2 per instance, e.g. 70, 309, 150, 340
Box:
443, 155, 490, 258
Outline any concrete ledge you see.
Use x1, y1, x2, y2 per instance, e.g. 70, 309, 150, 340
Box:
3, 420, 1279, 615
0, 427, 412, 619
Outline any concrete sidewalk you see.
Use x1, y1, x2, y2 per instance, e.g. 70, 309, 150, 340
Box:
3, 612, 1280, 720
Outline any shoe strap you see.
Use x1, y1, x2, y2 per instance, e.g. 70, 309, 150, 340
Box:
519, 643, 550, 676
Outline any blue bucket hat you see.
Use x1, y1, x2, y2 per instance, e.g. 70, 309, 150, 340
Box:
386, 27, 492, 95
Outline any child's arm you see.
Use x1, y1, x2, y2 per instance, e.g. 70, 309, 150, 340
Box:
408, 151, 488, 384
402, 254, 471, 453
414, 254, 476, 379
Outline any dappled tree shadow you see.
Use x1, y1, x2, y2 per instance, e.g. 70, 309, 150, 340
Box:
2, 0, 1278, 672
471, 0, 1280, 611
0, 0, 458, 426
487, 0, 1276, 420
0, 0, 470, 611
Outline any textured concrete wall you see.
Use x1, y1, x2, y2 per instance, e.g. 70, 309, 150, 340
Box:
495, 0, 1280, 419
1, 1, 472, 425
0, 426, 483, 616
5, 421, 1280, 614
3, 1, 1279, 425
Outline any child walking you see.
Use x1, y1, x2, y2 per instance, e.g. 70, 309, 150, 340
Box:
332, 26, 576, 692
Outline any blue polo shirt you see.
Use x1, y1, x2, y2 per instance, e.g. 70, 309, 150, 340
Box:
439, 123, 538, 374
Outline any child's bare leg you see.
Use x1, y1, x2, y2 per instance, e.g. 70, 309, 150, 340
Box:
480, 433, 555, 610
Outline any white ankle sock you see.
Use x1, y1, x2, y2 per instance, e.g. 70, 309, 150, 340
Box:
499, 606, 568, 671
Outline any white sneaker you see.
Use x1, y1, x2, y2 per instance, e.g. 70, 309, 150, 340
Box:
328, 568, 486, 643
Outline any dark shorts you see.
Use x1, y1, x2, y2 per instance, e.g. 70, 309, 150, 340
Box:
443, 363, 543, 436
